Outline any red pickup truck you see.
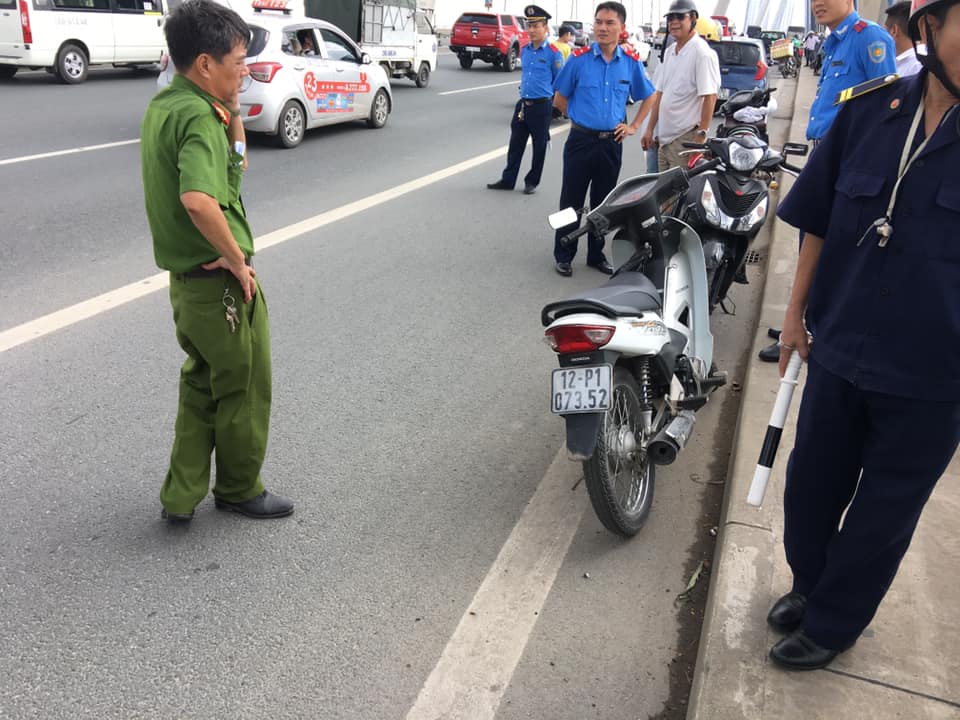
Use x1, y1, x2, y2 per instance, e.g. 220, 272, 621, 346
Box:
449, 12, 530, 71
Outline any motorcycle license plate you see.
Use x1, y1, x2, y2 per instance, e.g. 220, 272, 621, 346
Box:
551, 365, 612, 414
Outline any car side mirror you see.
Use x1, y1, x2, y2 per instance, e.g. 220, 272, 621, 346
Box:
361, 52, 372, 65
782, 142, 808, 156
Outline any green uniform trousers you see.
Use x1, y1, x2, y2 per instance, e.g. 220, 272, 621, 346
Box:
161, 272, 271, 514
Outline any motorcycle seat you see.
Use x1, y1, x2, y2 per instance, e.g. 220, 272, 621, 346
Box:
541, 271, 662, 326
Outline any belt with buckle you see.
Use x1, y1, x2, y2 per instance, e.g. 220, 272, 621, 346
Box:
175, 257, 251, 280
522, 97, 551, 106
571, 122, 616, 139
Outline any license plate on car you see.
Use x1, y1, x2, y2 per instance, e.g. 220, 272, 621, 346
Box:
465, 46, 481, 52
551, 365, 612, 414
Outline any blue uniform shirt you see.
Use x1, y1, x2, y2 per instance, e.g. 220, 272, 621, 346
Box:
778, 72, 960, 401
554, 43, 654, 131
519, 41, 564, 99
806, 12, 896, 140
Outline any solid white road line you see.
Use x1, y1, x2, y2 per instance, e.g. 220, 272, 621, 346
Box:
0, 139, 141, 167
438, 81, 520, 96
405, 448, 587, 720
0, 124, 570, 355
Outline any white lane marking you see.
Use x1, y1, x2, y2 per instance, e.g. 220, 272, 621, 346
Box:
0, 124, 570, 355
0, 139, 141, 167
405, 448, 587, 720
439, 81, 520, 96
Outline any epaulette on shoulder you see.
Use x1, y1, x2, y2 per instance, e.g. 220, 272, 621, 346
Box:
573, 45, 591, 57
548, 42, 559, 52
853, 19, 868, 32
833, 72, 899, 105
621, 43, 640, 61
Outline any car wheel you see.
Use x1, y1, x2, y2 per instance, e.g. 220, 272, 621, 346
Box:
502, 45, 517, 72
276, 100, 306, 148
415, 62, 430, 88
0, 65, 17, 80
56, 43, 88, 84
458, 54, 473, 69
367, 88, 389, 128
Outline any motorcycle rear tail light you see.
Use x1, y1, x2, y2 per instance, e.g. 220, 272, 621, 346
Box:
248, 62, 282, 83
544, 325, 615, 353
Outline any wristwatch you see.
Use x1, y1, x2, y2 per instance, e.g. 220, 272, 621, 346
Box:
694, 128, 707, 137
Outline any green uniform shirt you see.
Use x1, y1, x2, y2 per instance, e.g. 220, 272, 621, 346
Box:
141, 74, 254, 273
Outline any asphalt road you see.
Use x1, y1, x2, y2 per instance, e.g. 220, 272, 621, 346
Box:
0, 55, 795, 719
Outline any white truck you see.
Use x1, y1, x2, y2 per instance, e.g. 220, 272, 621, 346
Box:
303, 0, 437, 87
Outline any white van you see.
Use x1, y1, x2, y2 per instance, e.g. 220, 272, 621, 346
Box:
0, 0, 166, 83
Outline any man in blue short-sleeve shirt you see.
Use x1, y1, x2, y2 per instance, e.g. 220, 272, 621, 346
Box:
762, 0, 960, 671
806, 0, 896, 141
487, 5, 565, 195
551, 0, 655, 276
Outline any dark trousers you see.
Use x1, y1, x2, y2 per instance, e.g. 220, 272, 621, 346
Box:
500, 100, 552, 188
553, 128, 623, 265
784, 356, 960, 649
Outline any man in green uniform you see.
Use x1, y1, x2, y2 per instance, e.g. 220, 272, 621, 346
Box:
141, 0, 293, 524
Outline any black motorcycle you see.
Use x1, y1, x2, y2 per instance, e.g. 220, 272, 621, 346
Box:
679, 134, 807, 313
715, 87, 777, 143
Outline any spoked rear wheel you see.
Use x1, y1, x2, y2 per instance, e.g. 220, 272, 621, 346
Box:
582, 367, 657, 537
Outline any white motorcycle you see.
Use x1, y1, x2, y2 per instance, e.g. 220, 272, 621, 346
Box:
542, 160, 727, 537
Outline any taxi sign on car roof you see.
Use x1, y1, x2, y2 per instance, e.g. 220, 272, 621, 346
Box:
252, 0, 291, 14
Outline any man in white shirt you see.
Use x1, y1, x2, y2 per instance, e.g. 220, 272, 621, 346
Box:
640, 0, 720, 170
884, 0, 924, 77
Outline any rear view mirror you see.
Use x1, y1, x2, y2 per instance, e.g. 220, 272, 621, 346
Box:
548, 207, 578, 230
361, 52, 372, 65
782, 142, 808, 156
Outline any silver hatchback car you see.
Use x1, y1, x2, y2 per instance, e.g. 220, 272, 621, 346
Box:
158, 5, 393, 148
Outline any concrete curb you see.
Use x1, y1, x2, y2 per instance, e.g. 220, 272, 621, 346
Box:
686, 67, 960, 720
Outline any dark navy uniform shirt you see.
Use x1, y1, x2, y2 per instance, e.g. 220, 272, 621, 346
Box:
778, 72, 960, 402
806, 11, 896, 140
554, 43, 654, 131
519, 41, 564, 99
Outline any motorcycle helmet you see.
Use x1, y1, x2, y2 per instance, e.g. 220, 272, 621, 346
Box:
908, 0, 960, 98
665, 0, 698, 20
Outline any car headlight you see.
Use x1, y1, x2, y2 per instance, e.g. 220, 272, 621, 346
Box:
729, 142, 765, 171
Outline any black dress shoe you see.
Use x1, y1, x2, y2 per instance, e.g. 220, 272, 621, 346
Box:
161, 508, 194, 525
767, 328, 781, 341
758, 340, 780, 362
589, 260, 614, 275
767, 592, 806, 634
555, 262, 572, 277
733, 265, 749, 284
486, 180, 513, 190
214, 490, 294, 519
523, 184, 537, 195
770, 630, 843, 671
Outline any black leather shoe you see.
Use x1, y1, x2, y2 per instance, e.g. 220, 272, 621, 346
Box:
770, 630, 843, 671
733, 265, 749, 284
589, 260, 614, 275
523, 184, 537, 195
486, 180, 513, 190
161, 508, 194, 525
767, 327, 782, 341
214, 490, 294, 519
758, 340, 780, 362
555, 262, 572, 277
767, 592, 806, 634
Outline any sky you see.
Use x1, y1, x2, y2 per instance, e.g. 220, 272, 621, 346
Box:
432, 0, 808, 33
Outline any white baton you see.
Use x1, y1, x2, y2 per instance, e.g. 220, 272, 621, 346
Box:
747, 351, 804, 507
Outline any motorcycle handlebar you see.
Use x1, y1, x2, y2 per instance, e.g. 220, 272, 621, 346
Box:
559, 222, 593, 248
781, 160, 803, 174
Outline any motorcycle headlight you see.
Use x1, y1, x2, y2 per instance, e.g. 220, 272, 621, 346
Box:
700, 182, 722, 225
729, 142, 765, 172
735, 195, 769, 232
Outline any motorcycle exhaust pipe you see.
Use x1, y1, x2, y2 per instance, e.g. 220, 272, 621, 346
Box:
648, 410, 696, 466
